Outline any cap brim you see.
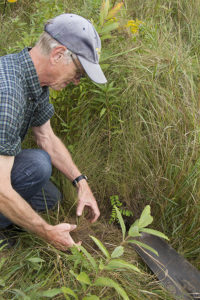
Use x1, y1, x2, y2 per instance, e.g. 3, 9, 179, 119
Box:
78, 55, 107, 84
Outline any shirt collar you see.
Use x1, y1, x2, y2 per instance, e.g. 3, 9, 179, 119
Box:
18, 47, 47, 100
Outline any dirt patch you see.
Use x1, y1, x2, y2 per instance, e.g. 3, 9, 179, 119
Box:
66, 217, 138, 262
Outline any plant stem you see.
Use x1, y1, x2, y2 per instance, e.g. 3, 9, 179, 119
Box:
100, 46, 141, 62
3, 0, 7, 16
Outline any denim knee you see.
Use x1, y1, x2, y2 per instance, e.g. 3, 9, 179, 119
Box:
11, 149, 52, 199
14, 149, 52, 180
32, 150, 52, 181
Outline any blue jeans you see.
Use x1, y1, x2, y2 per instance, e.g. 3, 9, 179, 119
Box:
0, 149, 62, 229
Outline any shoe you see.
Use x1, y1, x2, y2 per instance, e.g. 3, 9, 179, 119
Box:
0, 230, 17, 249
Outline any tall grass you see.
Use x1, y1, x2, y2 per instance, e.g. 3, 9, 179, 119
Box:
0, 0, 200, 298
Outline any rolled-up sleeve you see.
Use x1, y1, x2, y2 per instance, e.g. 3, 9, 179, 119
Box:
31, 89, 55, 127
0, 92, 21, 156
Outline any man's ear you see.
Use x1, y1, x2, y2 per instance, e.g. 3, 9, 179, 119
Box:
50, 46, 67, 65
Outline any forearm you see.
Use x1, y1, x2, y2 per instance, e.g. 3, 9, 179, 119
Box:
40, 134, 81, 181
0, 153, 80, 250
0, 186, 50, 238
0, 186, 81, 249
33, 122, 100, 222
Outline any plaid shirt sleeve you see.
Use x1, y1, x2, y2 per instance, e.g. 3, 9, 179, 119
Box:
0, 91, 21, 156
31, 89, 55, 127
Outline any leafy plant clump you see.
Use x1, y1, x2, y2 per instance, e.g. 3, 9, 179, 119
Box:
0, 0, 200, 298
0, 205, 167, 300
109, 194, 133, 224
63, 205, 167, 299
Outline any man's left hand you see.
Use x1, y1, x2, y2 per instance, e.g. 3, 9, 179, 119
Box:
76, 180, 100, 223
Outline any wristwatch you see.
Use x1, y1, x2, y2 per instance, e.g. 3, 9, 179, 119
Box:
72, 174, 88, 187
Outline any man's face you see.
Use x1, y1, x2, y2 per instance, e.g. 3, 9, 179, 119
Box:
48, 48, 84, 90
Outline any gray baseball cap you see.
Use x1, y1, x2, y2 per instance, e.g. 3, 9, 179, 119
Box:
44, 13, 107, 84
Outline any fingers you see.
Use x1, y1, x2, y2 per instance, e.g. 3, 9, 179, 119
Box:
90, 208, 100, 223
68, 224, 77, 232
46, 223, 81, 251
76, 183, 100, 223
77, 201, 100, 223
86, 201, 100, 223
76, 201, 84, 217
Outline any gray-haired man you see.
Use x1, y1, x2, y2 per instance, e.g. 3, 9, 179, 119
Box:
0, 14, 107, 250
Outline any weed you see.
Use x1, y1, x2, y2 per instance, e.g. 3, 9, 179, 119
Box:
109, 195, 133, 224
0, 0, 200, 298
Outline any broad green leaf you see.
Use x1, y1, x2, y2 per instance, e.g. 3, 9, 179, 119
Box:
128, 240, 158, 256
101, 34, 113, 41
27, 257, 45, 263
100, 22, 119, 34
106, 259, 140, 273
111, 246, 124, 258
128, 225, 141, 238
132, 219, 139, 227
138, 205, 153, 228
140, 228, 169, 240
39, 288, 62, 297
100, 107, 106, 118
90, 236, 110, 259
77, 272, 91, 285
83, 296, 100, 300
94, 277, 129, 300
106, 2, 124, 20
115, 206, 126, 240
77, 245, 98, 271
61, 287, 78, 299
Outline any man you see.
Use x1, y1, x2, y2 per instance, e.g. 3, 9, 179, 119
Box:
0, 14, 107, 250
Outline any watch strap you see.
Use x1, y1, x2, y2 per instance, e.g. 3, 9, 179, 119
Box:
72, 175, 88, 187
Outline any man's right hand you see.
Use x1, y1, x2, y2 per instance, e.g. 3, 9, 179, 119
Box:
44, 223, 81, 251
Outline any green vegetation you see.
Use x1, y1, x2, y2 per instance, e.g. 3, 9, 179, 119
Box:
109, 195, 133, 224
0, 206, 170, 299
0, 0, 200, 298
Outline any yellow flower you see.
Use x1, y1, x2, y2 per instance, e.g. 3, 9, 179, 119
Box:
125, 19, 144, 35
7, 0, 17, 2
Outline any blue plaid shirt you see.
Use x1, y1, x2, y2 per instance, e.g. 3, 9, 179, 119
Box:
0, 47, 54, 156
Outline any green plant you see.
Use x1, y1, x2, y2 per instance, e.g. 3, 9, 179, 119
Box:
32, 205, 167, 299
1, 0, 17, 16
3, 205, 166, 300
118, 205, 168, 255
95, 0, 124, 40
109, 195, 133, 224
1, 0, 200, 298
